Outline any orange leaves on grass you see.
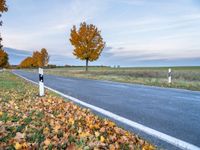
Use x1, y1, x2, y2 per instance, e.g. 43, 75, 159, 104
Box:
44, 138, 51, 146
0, 111, 3, 117
14, 142, 28, 150
0, 81, 155, 150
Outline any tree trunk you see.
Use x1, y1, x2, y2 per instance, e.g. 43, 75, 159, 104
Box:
86, 59, 89, 71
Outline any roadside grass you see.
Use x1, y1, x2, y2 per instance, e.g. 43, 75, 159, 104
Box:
26, 66, 200, 91
0, 72, 23, 90
0, 71, 155, 149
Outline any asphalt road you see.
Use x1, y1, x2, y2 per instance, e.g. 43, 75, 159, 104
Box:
13, 70, 200, 149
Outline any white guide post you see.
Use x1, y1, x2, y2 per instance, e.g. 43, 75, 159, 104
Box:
168, 68, 172, 84
39, 68, 44, 96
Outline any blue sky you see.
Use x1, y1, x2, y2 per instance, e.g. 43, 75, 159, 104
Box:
1, 0, 200, 66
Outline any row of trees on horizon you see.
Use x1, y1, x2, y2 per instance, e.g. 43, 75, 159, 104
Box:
19, 48, 49, 68
0, 0, 106, 71
0, 48, 49, 69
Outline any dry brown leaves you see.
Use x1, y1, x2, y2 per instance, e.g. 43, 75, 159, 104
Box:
0, 81, 155, 150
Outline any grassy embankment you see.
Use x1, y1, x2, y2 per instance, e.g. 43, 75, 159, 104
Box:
0, 71, 155, 150
29, 66, 200, 91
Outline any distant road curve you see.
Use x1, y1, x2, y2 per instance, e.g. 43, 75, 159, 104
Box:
13, 70, 200, 150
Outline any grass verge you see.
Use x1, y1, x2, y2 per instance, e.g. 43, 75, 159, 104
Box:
34, 66, 200, 91
0, 71, 155, 150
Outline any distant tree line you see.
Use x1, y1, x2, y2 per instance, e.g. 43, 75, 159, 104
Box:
19, 48, 49, 68
44, 65, 110, 69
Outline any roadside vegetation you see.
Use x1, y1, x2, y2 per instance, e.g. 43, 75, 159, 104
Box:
0, 49, 9, 68
70, 22, 105, 71
19, 48, 49, 68
0, 71, 155, 149
0, 0, 9, 68
27, 66, 200, 91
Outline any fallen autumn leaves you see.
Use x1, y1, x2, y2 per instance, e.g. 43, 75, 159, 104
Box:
0, 72, 155, 149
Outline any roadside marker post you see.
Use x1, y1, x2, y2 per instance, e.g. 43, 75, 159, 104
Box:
39, 68, 44, 96
168, 68, 172, 84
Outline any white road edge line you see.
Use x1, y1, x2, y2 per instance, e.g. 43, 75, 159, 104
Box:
12, 71, 200, 150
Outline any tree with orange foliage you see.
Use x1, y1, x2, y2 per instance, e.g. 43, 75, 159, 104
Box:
0, 0, 8, 26
19, 57, 34, 68
41, 48, 49, 67
0, 0, 8, 52
32, 51, 42, 67
70, 22, 105, 71
0, 0, 7, 13
0, 48, 9, 67
0, 1, 10, 68
32, 49, 49, 67
19, 48, 49, 68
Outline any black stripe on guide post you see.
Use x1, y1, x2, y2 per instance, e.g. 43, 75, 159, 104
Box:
168, 71, 172, 77
39, 74, 44, 82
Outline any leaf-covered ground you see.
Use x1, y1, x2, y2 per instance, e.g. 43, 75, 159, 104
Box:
0, 72, 155, 150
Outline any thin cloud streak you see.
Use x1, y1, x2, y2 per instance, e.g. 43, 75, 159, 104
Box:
2, 0, 200, 66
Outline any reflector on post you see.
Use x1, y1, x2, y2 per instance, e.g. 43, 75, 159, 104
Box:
168, 68, 172, 84
39, 68, 44, 96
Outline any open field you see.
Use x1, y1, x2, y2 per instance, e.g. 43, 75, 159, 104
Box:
27, 66, 200, 91
0, 71, 154, 149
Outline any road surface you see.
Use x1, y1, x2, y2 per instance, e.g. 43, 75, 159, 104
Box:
13, 70, 200, 149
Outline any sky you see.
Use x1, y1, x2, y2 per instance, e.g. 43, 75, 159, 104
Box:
1, 0, 200, 66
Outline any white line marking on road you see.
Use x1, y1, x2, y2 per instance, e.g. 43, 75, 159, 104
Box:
13, 71, 200, 150
176, 96, 200, 102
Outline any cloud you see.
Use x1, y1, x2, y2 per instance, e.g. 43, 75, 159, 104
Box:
2, 0, 106, 52
2, 0, 200, 66
107, 0, 146, 5
103, 11, 200, 61
101, 13, 200, 37
51, 0, 107, 31
106, 43, 200, 61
